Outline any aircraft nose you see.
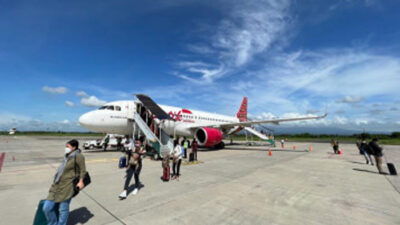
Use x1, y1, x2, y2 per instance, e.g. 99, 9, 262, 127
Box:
79, 112, 91, 128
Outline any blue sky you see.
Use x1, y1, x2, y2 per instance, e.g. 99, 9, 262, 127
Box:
0, 0, 399, 133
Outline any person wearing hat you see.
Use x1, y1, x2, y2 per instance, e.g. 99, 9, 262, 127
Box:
43, 139, 86, 225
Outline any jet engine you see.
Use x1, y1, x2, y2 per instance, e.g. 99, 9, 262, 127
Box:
195, 127, 223, 147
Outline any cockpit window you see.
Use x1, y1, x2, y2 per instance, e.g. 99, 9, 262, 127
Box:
98, 105, 115, 110
115, 106, 121, 111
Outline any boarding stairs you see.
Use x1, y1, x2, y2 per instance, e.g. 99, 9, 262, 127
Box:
244, 127, 275, 145
130, 94, 174, 158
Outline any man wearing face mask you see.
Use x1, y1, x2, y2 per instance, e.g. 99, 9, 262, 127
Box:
42, 139, 86, 225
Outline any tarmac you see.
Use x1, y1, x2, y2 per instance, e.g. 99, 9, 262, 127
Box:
0, 135, 400, 225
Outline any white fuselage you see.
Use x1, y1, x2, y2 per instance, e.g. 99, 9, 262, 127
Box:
79, 100, 239, 137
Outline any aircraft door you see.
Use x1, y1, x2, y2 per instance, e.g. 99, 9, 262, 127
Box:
127, 101, 137, 119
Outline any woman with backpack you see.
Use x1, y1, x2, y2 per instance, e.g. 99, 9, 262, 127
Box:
43, 139, 86, 225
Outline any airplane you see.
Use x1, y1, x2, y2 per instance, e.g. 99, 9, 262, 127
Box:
79, 95, 327, 149
9, 128, 16, 135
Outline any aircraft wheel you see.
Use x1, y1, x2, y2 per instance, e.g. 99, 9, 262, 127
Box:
216, 141, 225, 149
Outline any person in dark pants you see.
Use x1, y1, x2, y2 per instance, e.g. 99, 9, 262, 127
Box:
369, 138, 384, 174
119, 143, 146, 199
331, 139, 339, 154
171, 140, 182, 180
191, 139, 198, 161
181, 137, 188, 159
361, 140, 374, 165
116, 137, 122, 151
103, 135, 110, 151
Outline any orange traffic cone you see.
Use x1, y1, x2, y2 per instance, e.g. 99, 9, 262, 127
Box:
269, 150, 272, 156
309, 145, 312, 151
293, 145, 296, 150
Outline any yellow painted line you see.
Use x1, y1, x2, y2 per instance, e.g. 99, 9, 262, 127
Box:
86, 158, 119, 164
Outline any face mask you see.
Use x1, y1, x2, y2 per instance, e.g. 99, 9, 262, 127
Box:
65, 147, 72, 154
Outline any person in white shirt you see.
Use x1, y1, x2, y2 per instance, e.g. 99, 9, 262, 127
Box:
170, 140, 182, 180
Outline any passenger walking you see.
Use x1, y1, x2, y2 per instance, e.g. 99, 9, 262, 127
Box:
331, 139, 339, 154
356, 139, 362, 155
119, 142, 146, 199
103, 135, 110, 151
361, 140, 374, 165
280, 139, 285, 149
43, 140, 86, 225
116, 137, 122, 151
357, 139, 368, 164
191, 139, 198, 161
369, 138, 384, 174
124, 135, 133, 152
171, 140, 182, 180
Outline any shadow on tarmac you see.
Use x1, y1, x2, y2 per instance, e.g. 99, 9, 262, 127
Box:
223, 147, 308, 153
352, 168, 381, 174
83, 149, 124, 153
348, 161, 368, 165
67, 207, 94, 225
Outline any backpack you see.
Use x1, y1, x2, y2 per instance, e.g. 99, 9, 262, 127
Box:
364, 144, 374, 155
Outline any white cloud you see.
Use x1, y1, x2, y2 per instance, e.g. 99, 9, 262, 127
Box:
336, 96, 364, 104
0, 112, 84, 132
81, 96, 107, 107
0, 112, 31, 125
214, 0, 290, 67
177, 0, 291, 83
355, 119, 369, 125
61, 119, 70, 124
65, 101, 74, 107
76, 91, 89, 98
42, 86, 68, 94
256, 112, 276, 120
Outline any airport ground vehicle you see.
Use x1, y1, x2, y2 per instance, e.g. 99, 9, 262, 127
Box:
83, 139, 101, 149
83, 134, 127, 150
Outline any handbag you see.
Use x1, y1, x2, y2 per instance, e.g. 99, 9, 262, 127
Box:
73, 154, 91, 197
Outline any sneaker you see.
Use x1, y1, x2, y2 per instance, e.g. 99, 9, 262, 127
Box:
119, 190, 127, 199
132, 188, 139, 195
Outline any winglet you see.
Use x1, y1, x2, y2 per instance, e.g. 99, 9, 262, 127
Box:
236, 97, 248, 122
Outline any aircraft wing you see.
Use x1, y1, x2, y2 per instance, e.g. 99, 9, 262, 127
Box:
219, 113, 328, 128
185, 113, 327, 130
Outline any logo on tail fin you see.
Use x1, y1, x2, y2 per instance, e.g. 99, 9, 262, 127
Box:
236, 97, 248, 122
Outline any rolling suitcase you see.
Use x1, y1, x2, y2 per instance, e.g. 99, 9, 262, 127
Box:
387, 163, 397, 176
189, 152, 194, 162
33, 200, 59, 225
162, 166, 170, 181
384, 155, 397, 176
33, 200, 47, 225
119, 156, 127, 168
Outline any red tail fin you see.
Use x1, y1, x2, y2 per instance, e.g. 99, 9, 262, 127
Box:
236, 97, 248, 122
